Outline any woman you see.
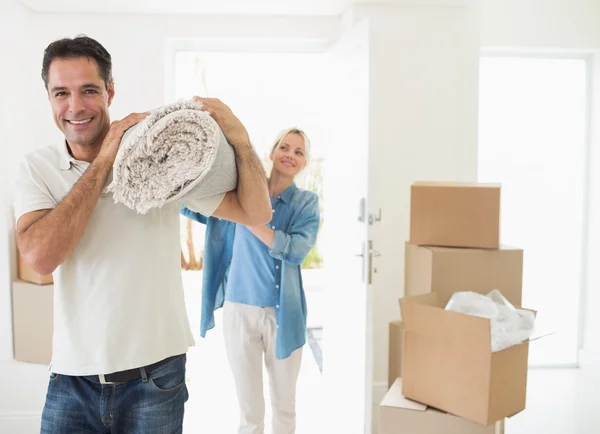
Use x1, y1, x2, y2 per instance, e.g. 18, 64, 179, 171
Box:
181, 127, 320, 434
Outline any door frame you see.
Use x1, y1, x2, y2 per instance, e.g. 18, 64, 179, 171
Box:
480, 50, 593, 368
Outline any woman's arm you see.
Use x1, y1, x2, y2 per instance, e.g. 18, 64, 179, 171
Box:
247, 193, 320, 266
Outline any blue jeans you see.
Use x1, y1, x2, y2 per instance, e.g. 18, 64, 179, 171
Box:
40, 354, 188, 434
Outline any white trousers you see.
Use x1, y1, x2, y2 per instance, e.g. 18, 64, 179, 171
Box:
223, 301, 303, 434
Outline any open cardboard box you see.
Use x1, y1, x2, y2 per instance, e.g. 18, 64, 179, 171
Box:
380, 378, 504, 434
388, 320, 404, 388
399, 292, 546, 426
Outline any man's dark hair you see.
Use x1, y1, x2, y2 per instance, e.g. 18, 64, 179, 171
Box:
41, 35, 113, 89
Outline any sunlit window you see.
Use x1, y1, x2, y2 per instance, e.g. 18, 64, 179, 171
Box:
478, 56, 589, 366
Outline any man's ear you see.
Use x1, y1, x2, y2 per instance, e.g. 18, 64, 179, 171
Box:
107, 82, 115, 107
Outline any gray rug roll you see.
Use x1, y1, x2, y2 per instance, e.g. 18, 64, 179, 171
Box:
108, 100, 237, 214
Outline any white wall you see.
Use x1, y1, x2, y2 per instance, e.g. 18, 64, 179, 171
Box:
0, 2, 337, 427
585, 54, 600, 364
0, 2, 46, 427
355, 0, 600, 400
0, 3, 338, 356
481, 0, 600, 49
346, 0, 480, 393
3, 0, 600, 428
24, 11, 340, 158
0, 0, 33, 364
480, 0, 600, 365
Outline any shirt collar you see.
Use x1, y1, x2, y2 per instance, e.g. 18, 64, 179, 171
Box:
277, 183, 297, 204
57, 140, 90, 170
57, 140, 74, 170
56, 140, 110, 194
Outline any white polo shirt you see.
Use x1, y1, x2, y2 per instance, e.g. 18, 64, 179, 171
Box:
13, 141, 224, 376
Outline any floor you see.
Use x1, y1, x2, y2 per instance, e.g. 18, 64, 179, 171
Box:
181, 272, 325, 434
1, 271, 598, 432
181, 312, 324, 433
371, 364, 600, 434
504, 365, 599, 434
305, 327, 323, 372
2, 359, 598, 433
0, 288, 325, 434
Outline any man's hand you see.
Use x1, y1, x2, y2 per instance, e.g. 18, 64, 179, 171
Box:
189, 96, 270, 226
193, 97, 250, 148
98, 112, 149, 164
16, 113, 149, 275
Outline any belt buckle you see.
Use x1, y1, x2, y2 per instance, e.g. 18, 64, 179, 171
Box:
99, 374, 116, 385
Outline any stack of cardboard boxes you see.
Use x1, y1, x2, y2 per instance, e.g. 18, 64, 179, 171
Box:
381, 182, 533, 434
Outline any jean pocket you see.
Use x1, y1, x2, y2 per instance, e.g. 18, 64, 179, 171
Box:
148, 356, 186, 392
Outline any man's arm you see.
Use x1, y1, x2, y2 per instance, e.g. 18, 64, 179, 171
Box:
17, 158, 113, 274
245, 224, 275, 248
16, 113, 148, 275
194, 97, 271, 226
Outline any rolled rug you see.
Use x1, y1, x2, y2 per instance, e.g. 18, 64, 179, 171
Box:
108, 99, 238, 214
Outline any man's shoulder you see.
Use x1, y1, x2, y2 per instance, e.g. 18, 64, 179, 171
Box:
22, 145, 58, 165
19, 144, 60, 170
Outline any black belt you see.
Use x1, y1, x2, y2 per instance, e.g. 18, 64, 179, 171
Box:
98, 354, 183, 384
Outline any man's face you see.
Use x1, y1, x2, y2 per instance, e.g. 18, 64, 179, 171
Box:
47, 57, 114, 148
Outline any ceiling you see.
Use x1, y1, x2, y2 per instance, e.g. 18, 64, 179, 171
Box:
19, 0, 352, 16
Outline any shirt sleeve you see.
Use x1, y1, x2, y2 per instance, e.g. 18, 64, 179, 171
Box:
13, 157, 57, 225
180, 204, 209, 225
182, 192, 225, 218
269, 192, 320, 266
176, 140, 236, 218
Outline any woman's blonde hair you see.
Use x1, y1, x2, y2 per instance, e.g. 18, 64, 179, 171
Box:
271, 127, 311, 163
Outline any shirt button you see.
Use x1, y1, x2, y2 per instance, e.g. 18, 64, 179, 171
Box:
278, 196, 281, 199
272, 209, 275, 213
271, 226, 276, 229
276, 285, 280, 289
276, 265, 279, 270
276, 304, 280, 308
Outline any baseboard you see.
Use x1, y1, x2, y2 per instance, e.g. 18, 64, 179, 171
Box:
372, 380, 389, 406
371, 381, 389, 434
0, 412, 41, 434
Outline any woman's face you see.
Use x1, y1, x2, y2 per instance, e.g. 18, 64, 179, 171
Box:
270, 133, 307, 177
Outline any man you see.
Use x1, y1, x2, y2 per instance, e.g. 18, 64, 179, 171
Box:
14, 35, 271, 433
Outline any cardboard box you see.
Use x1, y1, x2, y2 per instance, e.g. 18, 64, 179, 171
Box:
17, 252, 53, 285
410, 182, 501, 249
12, 280, 54, 365
405, 243, 523, 307
399, 292, 531, 426
380, 378, 504, 434
388, 320, 404, 388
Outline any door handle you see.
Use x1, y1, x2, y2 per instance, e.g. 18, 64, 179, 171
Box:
358, 197, 366, 222
356, 243, 380, 283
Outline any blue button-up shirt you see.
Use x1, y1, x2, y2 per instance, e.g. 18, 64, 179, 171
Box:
225, 196, 282, 307
180, 183, 320, 359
